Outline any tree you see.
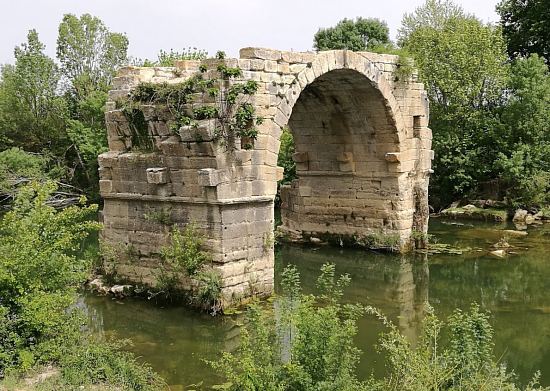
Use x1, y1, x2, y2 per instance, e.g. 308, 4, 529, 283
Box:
314, 17, 391, 51
495, 55, 550, 206
497, 0, 550, 64
56, 14, 128, 198
56, 13, 128, 99
0, 30, 67, 154
400, 1, 510, 206
398, 0, 467, 45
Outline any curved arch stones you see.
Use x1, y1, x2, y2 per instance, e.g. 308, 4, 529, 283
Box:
99, 48, 433, 306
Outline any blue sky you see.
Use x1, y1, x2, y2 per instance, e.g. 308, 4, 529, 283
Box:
0, 0, 500, 64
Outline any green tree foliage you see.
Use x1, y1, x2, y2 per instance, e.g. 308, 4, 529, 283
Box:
399, 1, 512, 207
0, 182, 164, 389
495, 55, 550, 206
398, 0, 466, 45
65, 90, 109, 195
314, 17, 392, 51
401, 0, 550, 208
497, 0, 550, 64
55, 14, 128, 198
0, 182, 100, 373
0, 14, 126, 200
0, 30, 67, 154
277, 127, 296, 186
0, 148, 60, 199
56, 13, 128, 99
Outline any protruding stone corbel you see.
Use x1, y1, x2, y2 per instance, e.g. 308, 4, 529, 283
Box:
292, 152, 309, 171
384, 152, 401, 163
146, 167, 169, 184
198, 168, 224, 187
337, 152, 355, 172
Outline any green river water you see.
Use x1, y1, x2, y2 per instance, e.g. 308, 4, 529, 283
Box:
84, 218, 550, 389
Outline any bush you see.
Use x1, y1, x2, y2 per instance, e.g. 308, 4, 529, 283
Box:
0, 148, 56, 197
211, 264, 549, 391
210, 264, 369, 390
0, 182, 164, 389
160, 223, 211, 277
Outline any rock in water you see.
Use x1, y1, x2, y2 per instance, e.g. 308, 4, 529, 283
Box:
513, 209, 528, 222
489, 249, 507, 258
110, 285, 133, 297
89, 278, 109, 294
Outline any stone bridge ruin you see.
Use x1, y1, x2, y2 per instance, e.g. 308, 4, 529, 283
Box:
98, 48, 432, 305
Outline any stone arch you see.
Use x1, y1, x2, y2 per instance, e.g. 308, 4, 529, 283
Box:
282, 50, 408, 147
272, 53, 413, 247
98, 48, 432, 306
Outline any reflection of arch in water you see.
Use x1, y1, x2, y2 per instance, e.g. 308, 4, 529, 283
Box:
394, 255, 429, 343
276, 246, 429, 342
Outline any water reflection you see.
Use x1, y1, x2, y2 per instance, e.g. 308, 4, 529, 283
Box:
83, 219, 550, 387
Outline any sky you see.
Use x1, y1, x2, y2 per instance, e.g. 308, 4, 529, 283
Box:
0, 0, 500, 65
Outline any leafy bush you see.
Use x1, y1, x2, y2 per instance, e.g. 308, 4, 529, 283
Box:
58, 338, 165, 390
0, 148, 52, 196
137, 48, 208, 67
210, 264, 369, 390
0, 182, 164, 389
160, 224, 211, 277
368, 303, 549, 390
0, 182, 100, 374
211, 264, 549, 391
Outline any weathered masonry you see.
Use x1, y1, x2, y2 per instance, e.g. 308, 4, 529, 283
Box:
98, 48, 432, 304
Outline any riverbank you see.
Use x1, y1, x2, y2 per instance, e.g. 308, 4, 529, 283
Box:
75, 219, 550, 388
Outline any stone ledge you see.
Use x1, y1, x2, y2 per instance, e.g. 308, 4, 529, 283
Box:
102, 192, 274, 205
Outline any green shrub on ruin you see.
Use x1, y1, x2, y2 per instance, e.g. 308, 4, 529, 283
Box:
160, 224, 211, 277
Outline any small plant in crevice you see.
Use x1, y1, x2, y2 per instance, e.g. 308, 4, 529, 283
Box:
160, 223, 210, 276
97, 240, 140, 285
156, 223, 223, 313
143, 207, 173, 225
195, 269, 223, 315
262, 232, 275, 253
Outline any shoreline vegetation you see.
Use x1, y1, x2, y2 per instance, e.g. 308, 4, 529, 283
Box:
1, 0, 550, 389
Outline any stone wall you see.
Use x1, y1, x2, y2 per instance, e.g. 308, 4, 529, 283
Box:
98, 47, 432, 306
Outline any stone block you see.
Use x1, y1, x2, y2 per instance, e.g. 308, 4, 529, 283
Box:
146, 167, 169, 184
292, 152, 309, 163
385, 152, 401, 163
178, 120, 216, 142
276, 166, 284, 181
239, 47, 282, 61
197, 168, 222, 187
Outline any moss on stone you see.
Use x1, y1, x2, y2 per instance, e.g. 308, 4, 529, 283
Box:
440, 206, 508, 222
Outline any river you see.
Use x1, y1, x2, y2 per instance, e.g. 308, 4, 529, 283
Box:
84, 217, 550, 389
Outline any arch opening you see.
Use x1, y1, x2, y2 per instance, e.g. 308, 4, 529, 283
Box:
279, 69, 404, 248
